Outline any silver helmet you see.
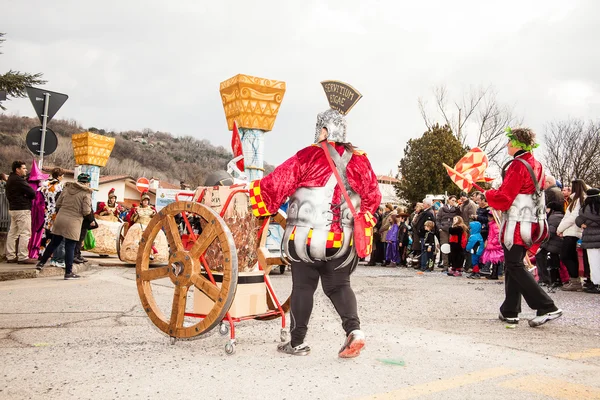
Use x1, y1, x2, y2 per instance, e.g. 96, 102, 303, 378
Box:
314, 108, 347, 143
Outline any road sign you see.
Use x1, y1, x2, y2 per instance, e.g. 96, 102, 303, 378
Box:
136, 177, 150, 193
26, 87, 68, 125
26, 126, 58, 156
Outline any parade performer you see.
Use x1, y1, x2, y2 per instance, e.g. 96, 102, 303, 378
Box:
120, 191, 168, 263
249, 81, 381, 358
27, 160, 49, 259
90, 188, 124, 255
485, 127, 562, 327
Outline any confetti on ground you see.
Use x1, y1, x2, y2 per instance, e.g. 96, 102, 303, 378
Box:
33, 343, 51, 347
505, 325, 517, 329
377, 358, 406, 366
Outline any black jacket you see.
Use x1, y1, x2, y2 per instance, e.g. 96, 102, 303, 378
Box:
542, 210, 564, 254
5, 172, 36, 210
397, 223, 410, 247
415, 208, 435, 237
475, 205, 490, 240
576, 206, 600, 249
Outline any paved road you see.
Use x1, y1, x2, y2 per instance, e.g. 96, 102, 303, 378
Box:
1, 263, 599, 400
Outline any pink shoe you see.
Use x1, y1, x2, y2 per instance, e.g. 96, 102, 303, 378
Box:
453, 270, 463, 277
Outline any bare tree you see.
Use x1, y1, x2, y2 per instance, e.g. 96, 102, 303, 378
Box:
542, 119, 600, 187
418, 85, 522, 165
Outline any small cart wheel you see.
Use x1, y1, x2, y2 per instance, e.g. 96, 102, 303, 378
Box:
280, 329, 288, 342
225, 342, 236, 355
219, 323, 230, 336
116, 222, 128, 261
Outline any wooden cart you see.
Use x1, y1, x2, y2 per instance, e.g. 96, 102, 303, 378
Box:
135, 186, 290, 354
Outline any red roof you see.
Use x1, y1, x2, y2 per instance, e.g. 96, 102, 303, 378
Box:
159, 181, 180, 189
99, 175, 133, 184
377, 175, 401, 183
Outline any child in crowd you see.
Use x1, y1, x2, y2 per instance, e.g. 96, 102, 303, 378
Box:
385, 213, 400, 266
466, 221, 485, 279
421, 220, 436, 271
448, 216, 469, 276
481, 212, 504, 280
397, 212, 410, 266
536, 201, 565, 289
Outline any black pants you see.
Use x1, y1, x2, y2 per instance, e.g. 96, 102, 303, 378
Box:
39, 235, 78, 275
289, 253, 360, 347
74, 227, 88, 260
536, 249, 561, 284
500, 245, 557, 318
449, 247, 464, 270
560, 236, 579, 278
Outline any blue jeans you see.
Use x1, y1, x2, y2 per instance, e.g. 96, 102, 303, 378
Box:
40, 234, 78, 274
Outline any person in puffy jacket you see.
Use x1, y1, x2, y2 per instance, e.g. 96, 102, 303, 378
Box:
466, 221, 485, 278
557, 179, 588, 291
536, 202, 564, 287
575, 188, 600, 294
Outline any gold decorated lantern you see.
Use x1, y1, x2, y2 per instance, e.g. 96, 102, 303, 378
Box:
71, 131, 116, 167
220, 74, 286, 132
220, 74, 286, 180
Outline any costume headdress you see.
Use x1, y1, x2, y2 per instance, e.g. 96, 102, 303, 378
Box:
141, 191, 150, 202
505, 127, 539, 151
314, 80, 362, 143
28, 160, 49, 182
108, 188, 116, 198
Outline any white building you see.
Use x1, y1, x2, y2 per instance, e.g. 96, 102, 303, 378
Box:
376, 175, 403, 206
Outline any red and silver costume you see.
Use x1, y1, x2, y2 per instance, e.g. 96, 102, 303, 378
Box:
486, 151, 547, 249
249, 83, 381, 357
249, 136, 380, 266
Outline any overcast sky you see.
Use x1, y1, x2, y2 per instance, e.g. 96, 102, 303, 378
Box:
3, 0, 599, 175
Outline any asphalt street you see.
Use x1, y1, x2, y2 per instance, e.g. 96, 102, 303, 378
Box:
1, 263, 599, 400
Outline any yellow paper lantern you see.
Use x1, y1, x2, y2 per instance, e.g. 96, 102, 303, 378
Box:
220, 74, 286, 132
71, 131, 115, 167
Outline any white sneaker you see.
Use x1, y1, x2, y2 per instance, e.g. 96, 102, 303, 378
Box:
338, 330, 366, 358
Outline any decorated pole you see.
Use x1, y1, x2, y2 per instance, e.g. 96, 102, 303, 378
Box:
72, 132, 116, 210
220, 74, 286, 181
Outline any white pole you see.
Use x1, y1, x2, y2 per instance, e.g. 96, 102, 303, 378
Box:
38, 92, 51, 169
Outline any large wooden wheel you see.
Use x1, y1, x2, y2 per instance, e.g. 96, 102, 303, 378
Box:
136, 201, 238, 339
257, 210, 291, 319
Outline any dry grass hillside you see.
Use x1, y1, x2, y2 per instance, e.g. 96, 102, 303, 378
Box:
0, 114, 274, 186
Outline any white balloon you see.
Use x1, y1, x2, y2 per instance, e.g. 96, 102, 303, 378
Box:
441, 243, 451, 254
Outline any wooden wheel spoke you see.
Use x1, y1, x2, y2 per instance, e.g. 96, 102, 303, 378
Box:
139, 266, 170, 281
169, 285, 188, 331
190, 273, 220, 302
190, 223, 218, 258
163, 215, 184, 252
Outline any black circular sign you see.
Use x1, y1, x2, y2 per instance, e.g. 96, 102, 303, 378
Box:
26, 126, 58, 156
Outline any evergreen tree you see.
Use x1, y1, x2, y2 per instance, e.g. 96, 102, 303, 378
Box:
0, 33, 47, 110
396, 124, 467, 205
